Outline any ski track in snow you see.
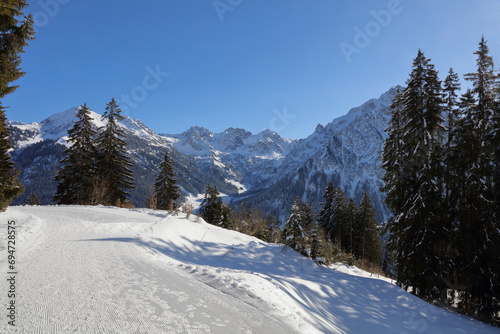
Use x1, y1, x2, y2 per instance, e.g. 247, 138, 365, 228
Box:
1, 206, 499, 334
0, 207, 296, 334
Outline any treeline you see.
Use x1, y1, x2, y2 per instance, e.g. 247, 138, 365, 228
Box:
382, 36, 500, 324
199, 182, 383, 269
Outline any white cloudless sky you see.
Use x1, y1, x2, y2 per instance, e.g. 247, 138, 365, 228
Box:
4, 0, 500, 139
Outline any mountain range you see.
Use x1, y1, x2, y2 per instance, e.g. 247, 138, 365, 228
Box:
7, 86, 399, 222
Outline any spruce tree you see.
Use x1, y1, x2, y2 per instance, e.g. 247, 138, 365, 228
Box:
0, 1, 35, 210
282, 197, 306, 254
457, 37, 500, 319
54, 104, 97, 205
26, 192, 40, 205
355, 193, 382, 267
0, 104, 23, 210
331, 187, 347, 249
318, 181, 335, 235
154, 149, 180, 210
95, 98, 134, 204
384, 50, 445, 297
0, 0, 35, 98
199, 185, 232, 228
344, 198, 357, 255
442, 68, 461, 229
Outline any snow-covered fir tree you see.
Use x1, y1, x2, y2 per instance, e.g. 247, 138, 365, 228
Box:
154, 149, 179, 210
0, 104, 24, 210
282, 197, 307, 254
0, 0, 34, 210
95, 98, 134, 205
199, 185, 232, 228
355, 193, 382, 266
54, 104, 97, 205
383, 49, 447, 298
27, 192, 40, 205
455, 36, 500, 320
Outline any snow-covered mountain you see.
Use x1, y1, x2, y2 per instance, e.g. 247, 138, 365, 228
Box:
160, 126, 294, 192
233, 87, 399, 221
8, 87, 399, 221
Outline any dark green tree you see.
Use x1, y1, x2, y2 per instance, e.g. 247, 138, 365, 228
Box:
54, 104, 97, 205
331, 187, 347, 249
26, 192, 40, 205
282, 197, 307, 254
154, 149, 180, 211
355, 193, 382, 267
383, 50, 445, 297
456, 37, 500, 320
95, 98, 134, 204
0, 1, 35, 210
0, 104, 23, 210
318, 181, 335, 233
199, 185, 232, 228
343, 197, 357, 255
0, 0, 35, 98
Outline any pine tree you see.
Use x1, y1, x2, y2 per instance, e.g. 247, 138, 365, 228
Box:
0, 1, 34, 210
95, 98, 134, 204
331, 187, 347, 249
26, 192, 40, 205
199, 185, 232, 228
318, 181, 335, 234
0, 104, 23, 210
154, 149, 180, 211
456, 37, 500, 320
442, 68, 461, 232
0, 0, 35, 98
355, 193, 382, 267
54, 104, 97, 205
282, 197, 306, 253
383, 50, 445, 297
344, 198, 357, 255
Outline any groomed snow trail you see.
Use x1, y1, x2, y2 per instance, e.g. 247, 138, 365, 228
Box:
1, 206, 499, 334
0, 206, 297, 333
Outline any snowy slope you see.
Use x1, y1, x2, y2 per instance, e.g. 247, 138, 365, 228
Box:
1, 206, 498, 333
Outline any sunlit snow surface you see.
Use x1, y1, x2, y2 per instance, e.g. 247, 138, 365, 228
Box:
1, 206, 498, 333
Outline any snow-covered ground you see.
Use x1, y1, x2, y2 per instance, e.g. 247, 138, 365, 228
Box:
1, 206, 498, 333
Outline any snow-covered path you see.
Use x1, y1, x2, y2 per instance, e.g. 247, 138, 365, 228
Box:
1, 206, 499, 334
0, 206, 295, 333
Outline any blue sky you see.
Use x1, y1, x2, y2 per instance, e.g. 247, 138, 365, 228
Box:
4, 0, 500, 139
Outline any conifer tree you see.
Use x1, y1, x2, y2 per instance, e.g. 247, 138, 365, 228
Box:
331, 187, 347, 249
318, 181, 335, 234
355, 193, 382, 267
54, 104, 97, 205
456, 37, 500, 319
0, 0, 35, 98
0, 104, 23, 210
344, 198, 357, 254
0, 1, 34, 210
154, 149, 179, 211
199, 185, 232, 228
26, 192, 40, 205
95, 98, 134, 204
383, 50, 445, 297
282, 197, 306, 253
442, 68, 461, 230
